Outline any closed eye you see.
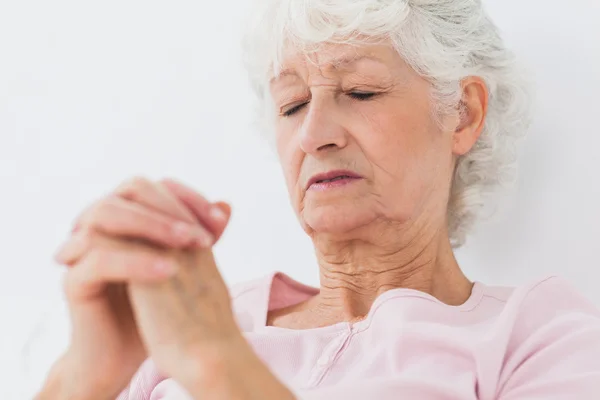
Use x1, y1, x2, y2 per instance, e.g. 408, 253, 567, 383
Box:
281, 92, 377, 117
282, 102, 308, 117
348, 92, 378, 100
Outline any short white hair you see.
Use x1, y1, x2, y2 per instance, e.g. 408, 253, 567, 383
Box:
241, 0, 533, 247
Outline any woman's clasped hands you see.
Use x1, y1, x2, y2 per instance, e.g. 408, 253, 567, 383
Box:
41, 177, 293, 400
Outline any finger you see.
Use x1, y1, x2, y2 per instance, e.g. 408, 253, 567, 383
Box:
63, 245, 176, 300
55, 229, 91, 266
70, 200, 100, 234
115, 176, 197, 224
70, 178, 197, 234
79, 196, 214, 249
161, 179, 231, 241
211, 201, 232, 240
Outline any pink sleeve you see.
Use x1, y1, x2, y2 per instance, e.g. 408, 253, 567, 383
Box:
497, 277, 600, 398
291, 380, 467, 400
115, 359, 166, 400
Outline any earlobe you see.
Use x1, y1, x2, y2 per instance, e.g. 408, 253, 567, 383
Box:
452, 77, 488, 156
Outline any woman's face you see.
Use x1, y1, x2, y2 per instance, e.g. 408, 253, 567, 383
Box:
269, 43, 470, 237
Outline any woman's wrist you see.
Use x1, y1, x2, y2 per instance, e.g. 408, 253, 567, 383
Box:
175, 337, 296, 400
35, 358, 78, 400
35, 361, 65, 400
35, 354, 114, 400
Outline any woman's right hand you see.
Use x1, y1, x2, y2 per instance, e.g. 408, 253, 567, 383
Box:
37, 177, 227, 400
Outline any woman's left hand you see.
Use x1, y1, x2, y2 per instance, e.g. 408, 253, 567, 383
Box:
56, 178, 295, 399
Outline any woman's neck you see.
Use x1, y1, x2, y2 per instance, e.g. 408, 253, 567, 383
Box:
307, 224, 473, 324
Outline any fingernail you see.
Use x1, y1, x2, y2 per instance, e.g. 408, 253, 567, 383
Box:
210, 206, 227, 222
154, 260, 177, 276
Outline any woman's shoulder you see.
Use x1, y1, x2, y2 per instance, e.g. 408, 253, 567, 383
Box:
504, 275, 599, 319
474, 275, 598, 316
493, 276, 600, 396
487, 275, 600, 339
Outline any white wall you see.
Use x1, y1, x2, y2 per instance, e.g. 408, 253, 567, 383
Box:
0, 0, 598, 398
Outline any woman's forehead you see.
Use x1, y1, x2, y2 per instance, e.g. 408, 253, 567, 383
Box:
269, 43, 400, 83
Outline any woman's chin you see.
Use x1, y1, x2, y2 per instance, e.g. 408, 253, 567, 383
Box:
301, 205, 375, 235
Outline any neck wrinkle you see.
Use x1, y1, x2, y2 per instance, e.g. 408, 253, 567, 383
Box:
309, 222, 472, 322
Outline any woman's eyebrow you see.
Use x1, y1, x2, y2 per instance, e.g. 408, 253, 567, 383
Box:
270, 55, 387, 85
329, 55, 387, 71
270, 69, 298, 85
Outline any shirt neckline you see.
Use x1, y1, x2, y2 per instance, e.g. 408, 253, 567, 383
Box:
257, 271, 486, 333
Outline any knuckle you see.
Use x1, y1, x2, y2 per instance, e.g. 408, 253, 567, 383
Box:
142, 252, 165, 271
117, 176, 151, 200
57, 231, 90, 265
73, 199, 100, 230
159, 217, 177, 235
84, 200, 115, 229
160, 177, 180, 188
133, 244, 168, 265
159, 177, 174, 186
70, 228, 91, 247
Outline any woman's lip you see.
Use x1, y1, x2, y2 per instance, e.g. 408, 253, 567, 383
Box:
306, 170, 363, 190
308, 176, 362, 191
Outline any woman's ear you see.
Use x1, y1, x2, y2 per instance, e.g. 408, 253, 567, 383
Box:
452, 77, 488, 156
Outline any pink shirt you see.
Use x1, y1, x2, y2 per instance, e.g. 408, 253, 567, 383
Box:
117, 272, 600, 399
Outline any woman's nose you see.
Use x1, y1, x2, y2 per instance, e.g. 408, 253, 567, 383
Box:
299, 100, 349, 156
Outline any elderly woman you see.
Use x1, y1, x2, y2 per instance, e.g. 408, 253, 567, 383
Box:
37, 0, 600, 399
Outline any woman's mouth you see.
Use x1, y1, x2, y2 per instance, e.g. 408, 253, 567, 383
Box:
306, 170, 363, 191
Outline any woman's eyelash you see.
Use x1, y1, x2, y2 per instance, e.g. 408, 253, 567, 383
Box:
281, 92, 379, 117
348, 92, 378, 100
282, 103, 307, 117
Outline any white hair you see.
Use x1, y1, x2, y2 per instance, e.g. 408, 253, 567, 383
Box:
241, 0, 533, 248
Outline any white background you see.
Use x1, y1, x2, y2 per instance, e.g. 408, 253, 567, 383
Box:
1, 0, 599, 398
